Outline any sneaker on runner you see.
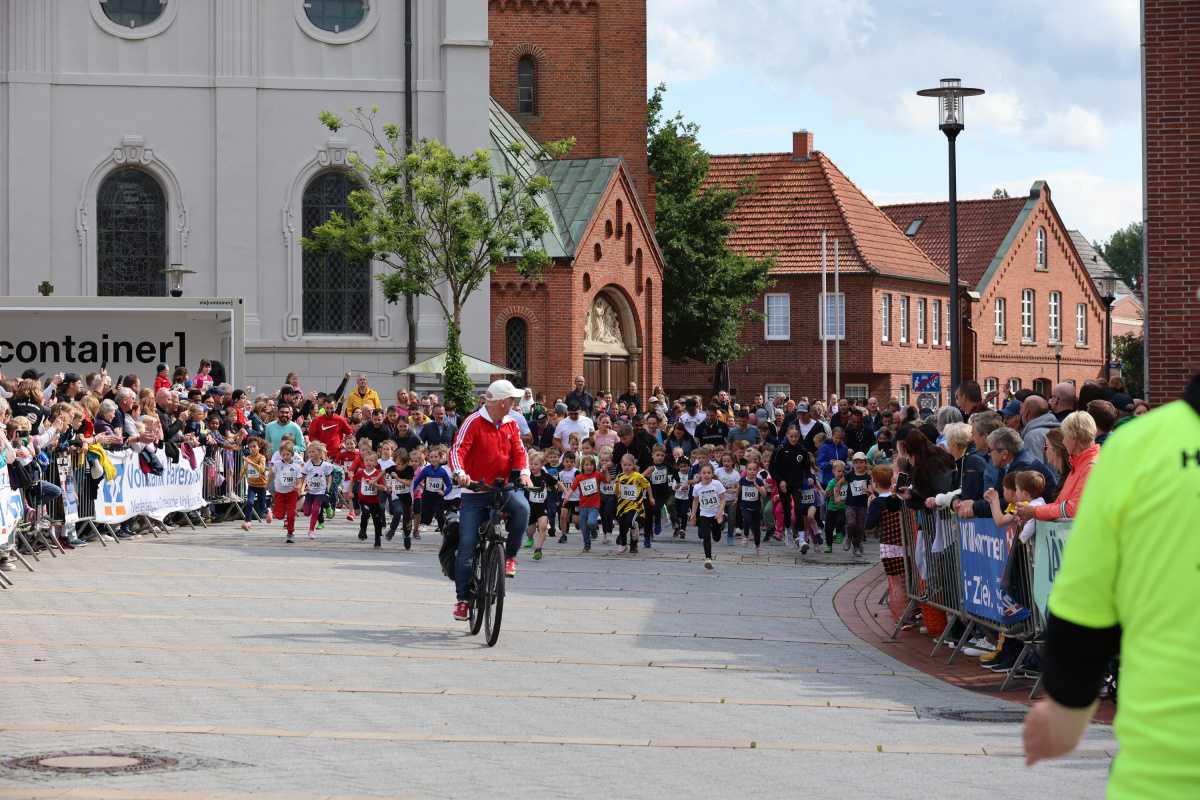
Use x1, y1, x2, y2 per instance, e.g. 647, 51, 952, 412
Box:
532, 549, 543, 561
308, 530, 316, 539
557, 534, 568, 544
704, 558, 714, 570
824, 544, 833, 554
453, 601, 469, 621
800, 542, 810, 555
403, 536, 412, 550
505, 557, 517, 578
524, 537, 534, 549
286, 534, 294, 543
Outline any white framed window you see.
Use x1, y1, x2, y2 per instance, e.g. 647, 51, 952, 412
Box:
844, 384, 869, 403
1007, 377, 1021, 395
1048, 291, 1062, 343
1036, 227, 1047, 269
899, 384, 911, 406
819, 292, 846, 341
899, 296, 910, 343
916, 299, 927, 344
764, 293, 790, 340
931, 300, 941, 345
765, 384, 791, 401
881, 294, 892, 342
1076, 303, 1088, 345
984, 377, 999, 406
994, 297, 1006, 341
90, 0, 179, 40
295, 0, 381, 45
1021, 289, 1035, 341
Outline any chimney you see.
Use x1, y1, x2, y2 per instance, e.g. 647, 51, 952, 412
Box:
792, 130, 813, 160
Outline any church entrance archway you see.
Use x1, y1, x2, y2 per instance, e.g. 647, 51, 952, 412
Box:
583, 289, 641, 396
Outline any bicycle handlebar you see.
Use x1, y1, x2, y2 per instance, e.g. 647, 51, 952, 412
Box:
467, 479, 520, 494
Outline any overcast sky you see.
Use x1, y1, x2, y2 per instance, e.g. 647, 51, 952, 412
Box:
648, 0, 1141, 243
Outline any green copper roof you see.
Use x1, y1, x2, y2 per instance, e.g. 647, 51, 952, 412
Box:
488, 98, 620, 260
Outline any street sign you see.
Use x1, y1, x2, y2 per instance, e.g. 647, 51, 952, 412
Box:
911, 371, 941, 393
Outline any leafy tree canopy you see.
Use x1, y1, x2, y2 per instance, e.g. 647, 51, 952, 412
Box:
1096, 222, 1142, 291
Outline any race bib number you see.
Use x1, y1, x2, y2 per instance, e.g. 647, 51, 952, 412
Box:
387, 476, 407, 497
600, 482, 615, 495
619, 484, 640, 501
360, 481, 377, 496
699, 492, 720, 511
579, 478, 598, 496
835, 486, 847, 503
650, 468, 668, 485
278, 472, 296, 490
528, 487, 547, 504
741, 484, 759, 502
307, 475, 327, 495
801, 489, 815, 504
247, 465, 260, 479
425, 477, 444, 495
850, 479, 868, 497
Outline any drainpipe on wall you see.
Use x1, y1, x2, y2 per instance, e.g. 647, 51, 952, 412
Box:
404, 0, 418, 390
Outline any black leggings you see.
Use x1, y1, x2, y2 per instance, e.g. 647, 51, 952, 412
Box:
600, 494, 617, 534
697, 515, 718, 559
388, 495, 412, 538
777, 486, 804, 532
616, 510, 641, 551
824, 508, 845, 546
740, 504, 762, 547
359, 502, 385, 544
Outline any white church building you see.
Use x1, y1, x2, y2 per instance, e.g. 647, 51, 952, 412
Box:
0, 0, 492, 396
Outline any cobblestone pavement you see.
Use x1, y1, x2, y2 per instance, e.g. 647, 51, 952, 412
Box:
0, 518, 1115, 799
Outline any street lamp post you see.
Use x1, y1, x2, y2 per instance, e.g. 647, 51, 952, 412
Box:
917, 78, 985, 399
1094, 274, 1119, 381
162, 264, 195, 298
1055, 342, 1063, 383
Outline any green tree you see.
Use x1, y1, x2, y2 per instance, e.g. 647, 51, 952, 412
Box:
648, 84, 773, 365
1112, 332, 1144, 398
1096, 222, 1142, 291
303, 106, 572, 412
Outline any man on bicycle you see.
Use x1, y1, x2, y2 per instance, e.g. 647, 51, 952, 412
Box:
448, 380, 533, 621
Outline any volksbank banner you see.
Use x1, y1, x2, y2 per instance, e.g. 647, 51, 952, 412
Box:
0, 297, 243, 386
97, 448, 207, 524
0, 468, 24, 552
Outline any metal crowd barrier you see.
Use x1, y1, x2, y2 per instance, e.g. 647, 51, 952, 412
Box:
891, 504, 1045, 696
201, 444, 250, 523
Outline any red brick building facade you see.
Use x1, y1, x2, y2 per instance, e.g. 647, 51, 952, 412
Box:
663, 131, 953, 406
486, 0, 660, 400
885, 183, 1108, 398
1143, 1, 1200, 402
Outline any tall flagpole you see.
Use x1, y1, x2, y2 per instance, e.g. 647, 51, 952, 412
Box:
821, 230, 828, 404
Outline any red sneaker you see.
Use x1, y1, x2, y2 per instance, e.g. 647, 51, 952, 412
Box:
505, 557, 517, 578
452, 601, 470, 621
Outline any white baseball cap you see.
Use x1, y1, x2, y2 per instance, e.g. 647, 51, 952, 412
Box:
484, 379, 524, 401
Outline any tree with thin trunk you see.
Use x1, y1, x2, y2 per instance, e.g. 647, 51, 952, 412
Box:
303, 106, 573, 411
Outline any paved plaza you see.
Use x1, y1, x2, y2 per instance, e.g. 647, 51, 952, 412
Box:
0, 520, 1115, 799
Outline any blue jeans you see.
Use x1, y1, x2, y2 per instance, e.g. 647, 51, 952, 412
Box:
245, 486, 268, 522
454, 489, 530, 602
577, 506, 599, 549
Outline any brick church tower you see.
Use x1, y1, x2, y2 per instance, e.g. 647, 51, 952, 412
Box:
488, 0, 652, 212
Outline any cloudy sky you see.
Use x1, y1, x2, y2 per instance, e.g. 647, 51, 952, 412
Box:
648, 0, 1141, 243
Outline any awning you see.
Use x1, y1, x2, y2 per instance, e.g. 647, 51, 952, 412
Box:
397, 352, 516, 376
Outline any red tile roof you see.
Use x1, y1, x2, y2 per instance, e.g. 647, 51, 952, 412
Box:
881, 196, 1028, 289
705, 151, 949, 283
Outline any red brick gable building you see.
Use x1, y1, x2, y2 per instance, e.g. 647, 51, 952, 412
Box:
663, 132, 953, 406
884, 183, 1108, 398
488, 0, 652, 213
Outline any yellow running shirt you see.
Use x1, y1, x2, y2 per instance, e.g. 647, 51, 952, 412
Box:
1049, 397, 1200, 799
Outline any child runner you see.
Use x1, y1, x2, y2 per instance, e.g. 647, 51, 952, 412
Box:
865, 464, 906, 623
844, 452, 872, 556
409, 447, 426, 539
571, 454, 603, 553
413, 446, 452, 534
715, 452, 741, 546
301, 443, 335, 539
354, 449, 386, 547
689, 463, 724, 570
524, 451, 555, 560
240, 437, 269, 531
598, 448, 617, 545
268, 440, 303, 543
384, 448, 414, 548
671, 457, 692, 538
614, 453, 652, 554
823, 460, 847, 556
739, 454, 768, 556
543, 448, 562, 542
556, 451, 578, 544
334, 436, 358, 520
644, 445, 673, 538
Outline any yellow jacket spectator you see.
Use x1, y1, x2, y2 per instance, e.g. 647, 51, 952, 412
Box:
344, 375, 382, 418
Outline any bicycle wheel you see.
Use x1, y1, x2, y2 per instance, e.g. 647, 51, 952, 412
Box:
482, 540, 505, 647
468, 551, 484, 636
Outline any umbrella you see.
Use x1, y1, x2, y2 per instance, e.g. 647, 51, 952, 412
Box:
396, 351, 516, 377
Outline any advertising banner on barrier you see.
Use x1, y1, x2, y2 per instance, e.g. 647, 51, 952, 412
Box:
0, 468, 24, 551
56, 455, 79, 526
96, 448, 207, 524
958, 518, 1030, 626
1032, 520, 1072, 620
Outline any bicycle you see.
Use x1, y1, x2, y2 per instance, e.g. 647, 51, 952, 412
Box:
465, 479, 517, 647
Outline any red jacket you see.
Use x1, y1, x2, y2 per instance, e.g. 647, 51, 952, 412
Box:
450, 405, 529, 488
309, 414, 354, 454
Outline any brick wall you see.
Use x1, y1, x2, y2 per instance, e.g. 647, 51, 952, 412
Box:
663, 274, 952, 403
1143, 1, 1200, 402
488, 0, 651, 210
970, 187, 1107, 393
492, 169, 662, 400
